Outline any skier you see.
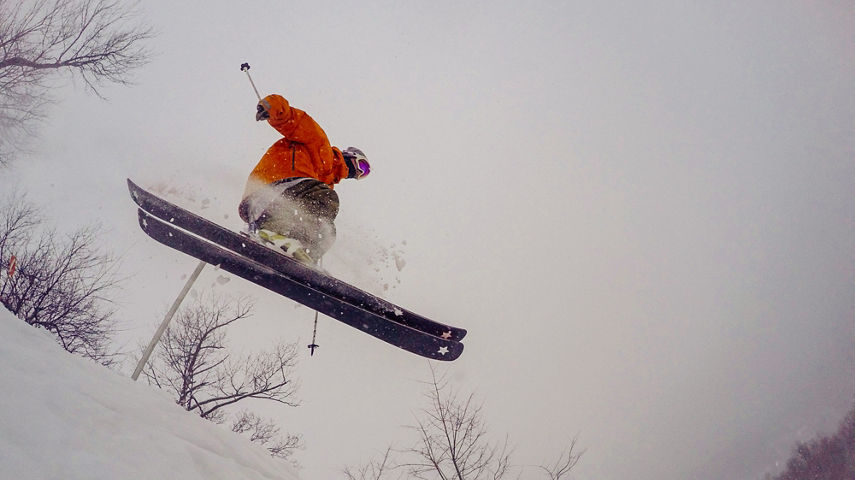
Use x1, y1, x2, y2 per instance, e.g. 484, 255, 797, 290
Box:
238, 93, 370, 265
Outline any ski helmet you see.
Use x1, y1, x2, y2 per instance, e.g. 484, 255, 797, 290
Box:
343, 147, 370, 179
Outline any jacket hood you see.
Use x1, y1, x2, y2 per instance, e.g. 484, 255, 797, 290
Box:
263, 94, 291, 120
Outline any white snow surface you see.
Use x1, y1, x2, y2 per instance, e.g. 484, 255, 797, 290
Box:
0, 309, 299, 480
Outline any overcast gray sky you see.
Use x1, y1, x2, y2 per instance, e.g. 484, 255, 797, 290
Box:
3, 1, 855, 479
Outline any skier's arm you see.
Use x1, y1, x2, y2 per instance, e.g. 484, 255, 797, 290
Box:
257, 94, 326, 145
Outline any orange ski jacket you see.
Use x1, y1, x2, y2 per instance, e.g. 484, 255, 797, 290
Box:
243, 94, 349, 196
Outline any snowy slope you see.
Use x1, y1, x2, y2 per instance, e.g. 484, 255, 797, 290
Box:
0, 309, 299, 480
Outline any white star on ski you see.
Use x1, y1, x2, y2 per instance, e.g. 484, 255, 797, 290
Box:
438, 346, 449, 356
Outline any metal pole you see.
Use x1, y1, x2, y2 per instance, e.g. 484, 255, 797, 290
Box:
131, 260, 206, 381
308, 257, 322, 356
308, 309, 320, 356
240, 62, 262, 100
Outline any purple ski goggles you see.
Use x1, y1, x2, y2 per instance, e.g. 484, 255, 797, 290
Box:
357, 159, 371, 178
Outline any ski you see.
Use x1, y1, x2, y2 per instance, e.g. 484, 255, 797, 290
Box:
136, 209, 463, 361
127, 178, 466, 342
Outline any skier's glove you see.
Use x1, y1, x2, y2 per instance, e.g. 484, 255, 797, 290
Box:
256, 99, 271, 121
343, 147, 370, 180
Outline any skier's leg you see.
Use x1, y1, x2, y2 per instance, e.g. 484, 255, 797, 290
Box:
297, 182, 339, 261
256, 179, 339, 263
256, 200, 315, 264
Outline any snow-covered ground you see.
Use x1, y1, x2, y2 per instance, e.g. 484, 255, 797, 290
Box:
0, 309, 299, 480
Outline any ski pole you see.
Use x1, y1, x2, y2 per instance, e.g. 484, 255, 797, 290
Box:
308, 311, 319, 356
132, 260, 206, 381
240, 62, 261, 101
307, 257, 321, 356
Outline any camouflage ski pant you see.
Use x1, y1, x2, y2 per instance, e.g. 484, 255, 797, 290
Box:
241, 178, 340, 260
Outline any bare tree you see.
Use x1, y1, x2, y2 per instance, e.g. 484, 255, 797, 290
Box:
0, 189, 40, 267
142, 292, 303, 459
402, 366, 512, 480
344, 447, 399, 480
766, 401, 855, 480
345, 365, 583, 480
0, 193, 120, 363
538, 437, 584, 480
0, 0, 152, 163
231, 410, 303, 464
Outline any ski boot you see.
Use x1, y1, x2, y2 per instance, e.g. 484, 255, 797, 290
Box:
256, 229, 316, 266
